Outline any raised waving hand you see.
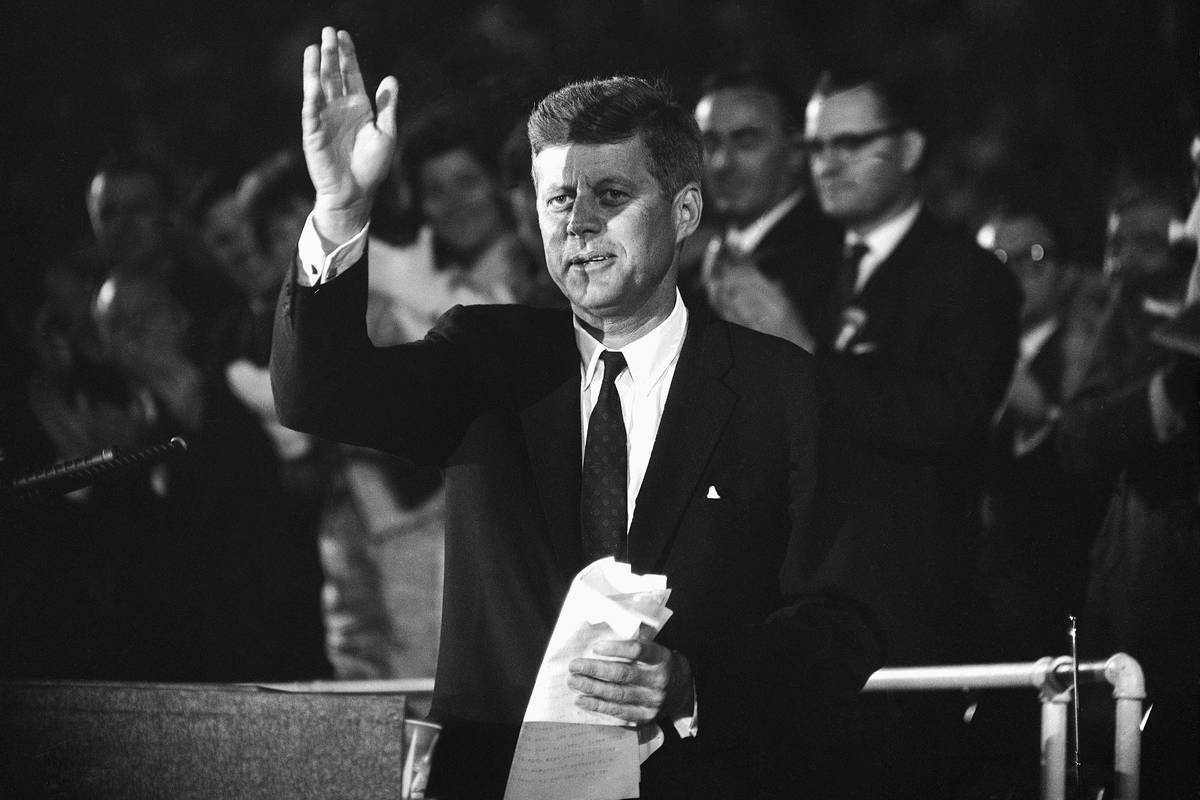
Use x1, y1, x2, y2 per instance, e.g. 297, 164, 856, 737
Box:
302, 27, 399, 244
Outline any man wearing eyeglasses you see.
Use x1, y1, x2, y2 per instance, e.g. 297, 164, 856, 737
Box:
800, 66, 1021, 797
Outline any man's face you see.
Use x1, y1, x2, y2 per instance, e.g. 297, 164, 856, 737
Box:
533, 135, 699, 327
203, 194, 260, 282
978, 215, 1063, 327
419, 147, 504, 254
805, 84, 921, 231
695, 88, 800, 226
95, 277, 188, 381
87, 171, 168, 261
1104, 199, 1181, 294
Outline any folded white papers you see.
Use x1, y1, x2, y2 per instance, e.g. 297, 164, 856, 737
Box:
523, 558, 673, 726
504, 558, 673, 800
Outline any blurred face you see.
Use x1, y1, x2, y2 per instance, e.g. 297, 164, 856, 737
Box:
202, 194, 258, 277
419, 148, 505, 254
94, 277, 188, 380
805, 84, 923, 232
978, 215, 1063, 327
533, 135, 700, 330
695, 88, 801, 225
87, 171, 168, 261
1104, 199, 1179, 295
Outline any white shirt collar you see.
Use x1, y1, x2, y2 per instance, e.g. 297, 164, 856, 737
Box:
846, 200, 922, 265
575, 289, 689, 398
844, 201, 922, 292
725, 190, 804, 255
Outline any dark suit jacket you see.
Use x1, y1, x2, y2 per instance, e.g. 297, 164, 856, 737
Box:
750, 192, 843, 331
811, 208, 1021, 666
679, 193, 842, 331
272, 256, 882, 799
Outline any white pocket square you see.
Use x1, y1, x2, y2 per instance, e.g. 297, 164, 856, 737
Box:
706, 485, 721, 499
850, 341, 878, 355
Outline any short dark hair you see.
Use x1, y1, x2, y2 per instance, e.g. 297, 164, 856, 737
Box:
810, 58, 929, 135
528, 76, 702, 198
89, 150, 174, 205
697, 62, 807, 130
401, 97, 503, 208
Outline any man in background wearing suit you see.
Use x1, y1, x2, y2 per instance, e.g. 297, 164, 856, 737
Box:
802, 67, 1021, 797
692, 64, 842, 351
272, 29, 884, 799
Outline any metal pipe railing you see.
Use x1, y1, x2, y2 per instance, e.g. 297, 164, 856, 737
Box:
861, 652, 1145, 800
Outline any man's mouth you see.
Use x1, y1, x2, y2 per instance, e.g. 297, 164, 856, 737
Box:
567, 252, 615, 267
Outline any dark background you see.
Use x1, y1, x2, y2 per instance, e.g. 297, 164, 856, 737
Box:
3, 0, 1198, 304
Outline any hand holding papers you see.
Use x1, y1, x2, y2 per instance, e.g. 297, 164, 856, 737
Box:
505, 558, 675, 800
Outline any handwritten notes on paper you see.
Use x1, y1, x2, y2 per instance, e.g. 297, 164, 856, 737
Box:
504, 722, 640, 800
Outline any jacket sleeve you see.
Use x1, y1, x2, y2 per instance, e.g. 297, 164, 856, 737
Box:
270, 251, 488, 466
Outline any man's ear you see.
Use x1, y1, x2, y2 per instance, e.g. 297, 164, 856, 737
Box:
899, 130, 926, 174
673, 183, 703, 242
785, 129, 807, 175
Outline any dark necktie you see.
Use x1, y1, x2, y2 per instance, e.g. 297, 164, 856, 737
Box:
581, 350, 628, 563
835, 241, 869, 311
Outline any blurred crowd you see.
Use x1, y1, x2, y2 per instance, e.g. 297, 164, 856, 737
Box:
0, 1, 1198, 797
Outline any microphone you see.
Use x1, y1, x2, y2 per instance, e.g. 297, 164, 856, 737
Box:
4, 437, 188, 504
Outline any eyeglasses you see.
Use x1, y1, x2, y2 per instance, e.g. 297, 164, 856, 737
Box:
993, 243, 1057, 269
802, 125, 903, 161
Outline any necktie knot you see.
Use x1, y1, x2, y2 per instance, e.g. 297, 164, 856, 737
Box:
598, 350, 627, 387
843, 241, 869, 266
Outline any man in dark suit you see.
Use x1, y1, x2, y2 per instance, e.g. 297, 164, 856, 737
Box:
691, 64, 842, 351
272, 29, 883, 800
974, 211, 1108, 660
801, 68, 1021, 796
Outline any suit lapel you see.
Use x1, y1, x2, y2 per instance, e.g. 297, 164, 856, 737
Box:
520, 333, 585, 579
629, 315, 737, 572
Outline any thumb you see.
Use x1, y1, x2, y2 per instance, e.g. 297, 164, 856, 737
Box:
375, 76, 400, 139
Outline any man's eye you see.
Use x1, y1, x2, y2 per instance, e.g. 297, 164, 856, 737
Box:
546, 194, 572, 211
731, 131, 764, 150
599, 189, 629, 206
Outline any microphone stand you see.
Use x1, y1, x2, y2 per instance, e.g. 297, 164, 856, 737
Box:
1, 437, 188, 506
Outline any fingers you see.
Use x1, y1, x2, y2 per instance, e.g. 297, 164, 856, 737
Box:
318, 27, 344, 99
301, 44, 323, 136
375, 75, 400, 139
338, 30, 367, 97
567, 639, 674, 723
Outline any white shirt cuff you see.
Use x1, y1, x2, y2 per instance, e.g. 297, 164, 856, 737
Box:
672, 695, 700, 743
296, 213, 370, 287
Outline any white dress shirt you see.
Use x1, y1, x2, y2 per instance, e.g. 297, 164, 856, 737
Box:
575, 291, 688, 530
845, 200, 923, 293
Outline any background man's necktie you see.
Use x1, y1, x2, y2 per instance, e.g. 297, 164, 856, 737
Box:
581, 350, 628, 563
835, 240, 869, 311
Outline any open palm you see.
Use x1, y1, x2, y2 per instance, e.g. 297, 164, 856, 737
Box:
301, 28, 398, 238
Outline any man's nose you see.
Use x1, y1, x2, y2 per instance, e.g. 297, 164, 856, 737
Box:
566, 193, 603, 237
707, 144, 729, 172
809, 151, 839, 177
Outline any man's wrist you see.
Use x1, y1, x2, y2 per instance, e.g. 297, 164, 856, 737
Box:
312, 198, 374, 248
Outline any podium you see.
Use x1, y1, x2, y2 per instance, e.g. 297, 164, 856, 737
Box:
0, 681, 410, 798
